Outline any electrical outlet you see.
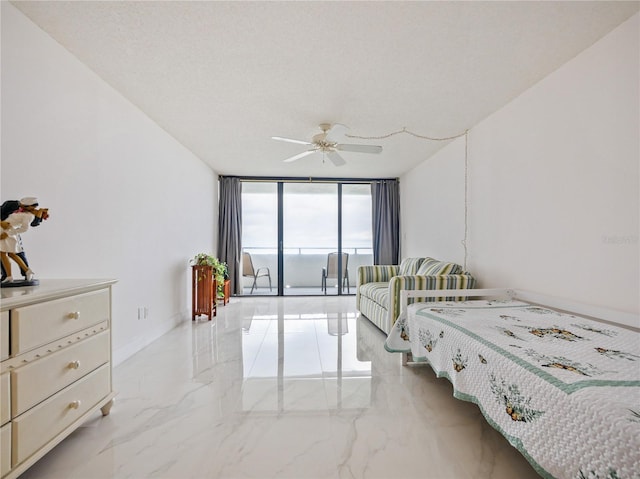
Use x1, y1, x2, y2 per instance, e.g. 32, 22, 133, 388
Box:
137, 307, 143, 320
144, 307, 149, 319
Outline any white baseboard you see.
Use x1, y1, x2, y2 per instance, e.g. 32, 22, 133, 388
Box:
112, 310, 187, 367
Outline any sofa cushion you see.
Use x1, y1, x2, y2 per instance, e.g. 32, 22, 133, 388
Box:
398, 257, 429, 275
416, 260, 462, 276
358, 282, 389, 308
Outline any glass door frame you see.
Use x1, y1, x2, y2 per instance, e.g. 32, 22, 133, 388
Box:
241, 176, 393, 296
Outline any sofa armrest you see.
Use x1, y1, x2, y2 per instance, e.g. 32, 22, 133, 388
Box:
356, 265, 399, 308
357, 265, 399, 285
387, 274, 476, 328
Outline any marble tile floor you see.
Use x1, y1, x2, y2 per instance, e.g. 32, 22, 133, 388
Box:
20, 296, 541, 479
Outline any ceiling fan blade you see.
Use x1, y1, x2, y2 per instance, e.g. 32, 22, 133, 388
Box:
325, 123, 348, 142
283, 150, 316, 163
336, 144, 383, 154
326, 151, 346, 167
272, 136, 313, 146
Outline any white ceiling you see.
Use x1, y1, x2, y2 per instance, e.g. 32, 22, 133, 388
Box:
11, 1, 640, 179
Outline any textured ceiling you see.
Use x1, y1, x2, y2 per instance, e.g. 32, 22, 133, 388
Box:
10, 1, 640, 178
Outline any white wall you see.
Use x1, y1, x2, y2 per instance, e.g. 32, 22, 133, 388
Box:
401, 137, 467, 267
401, 13, 639, 317
1, 3, 218, 364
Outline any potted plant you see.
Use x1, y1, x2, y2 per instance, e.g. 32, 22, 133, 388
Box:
191, 253, 228, 295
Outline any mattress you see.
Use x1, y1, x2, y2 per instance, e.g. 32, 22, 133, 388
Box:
385, 299, 640, 479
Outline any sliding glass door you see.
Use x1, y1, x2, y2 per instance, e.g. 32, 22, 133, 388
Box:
341, 183, 373, 291
241, 180, 372, 296
283, 183, 339, 295
241, 182, 278, 295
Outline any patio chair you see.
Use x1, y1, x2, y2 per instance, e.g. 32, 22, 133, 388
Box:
321, 252, 350, 294
242, 252, 272, 294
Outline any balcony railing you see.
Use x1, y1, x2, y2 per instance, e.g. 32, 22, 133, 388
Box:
243, 246, 373, 290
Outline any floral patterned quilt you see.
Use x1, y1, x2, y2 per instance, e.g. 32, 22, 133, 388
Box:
385, 300, 640, 479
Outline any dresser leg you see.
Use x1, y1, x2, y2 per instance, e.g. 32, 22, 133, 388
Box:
100, 399, 114, 416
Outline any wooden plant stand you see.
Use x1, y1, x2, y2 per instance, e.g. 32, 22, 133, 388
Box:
219, 279, 230, 306
192, 265, 217, 320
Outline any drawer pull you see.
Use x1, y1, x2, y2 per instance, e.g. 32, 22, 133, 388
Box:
68, 360, 81, 369
68, 311, 81, 320
69, 400, 82, 409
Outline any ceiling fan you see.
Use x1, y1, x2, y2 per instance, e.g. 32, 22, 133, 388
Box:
272, 123, 382, 166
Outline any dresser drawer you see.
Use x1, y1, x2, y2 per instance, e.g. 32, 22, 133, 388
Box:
1, 423, 11, 476
12, 364, 110, 465
11, 289, 110, 354
12, 331, 110, 417
1, 311, 8, 360
0, 372, 9, 425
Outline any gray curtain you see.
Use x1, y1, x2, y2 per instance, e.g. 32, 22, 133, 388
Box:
218, 176, 242, 295
371, 179, 400, 265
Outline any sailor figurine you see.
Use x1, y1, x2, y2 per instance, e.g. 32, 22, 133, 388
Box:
0, 197, 49, 286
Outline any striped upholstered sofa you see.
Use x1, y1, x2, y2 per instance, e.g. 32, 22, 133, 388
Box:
356, 257, 476, 334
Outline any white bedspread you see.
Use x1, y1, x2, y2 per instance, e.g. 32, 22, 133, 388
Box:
385, 300, 640, 479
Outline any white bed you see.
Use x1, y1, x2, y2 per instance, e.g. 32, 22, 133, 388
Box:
384, 289, 640, 479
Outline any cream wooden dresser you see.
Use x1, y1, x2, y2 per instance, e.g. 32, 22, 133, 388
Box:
0, 279, 116, 478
